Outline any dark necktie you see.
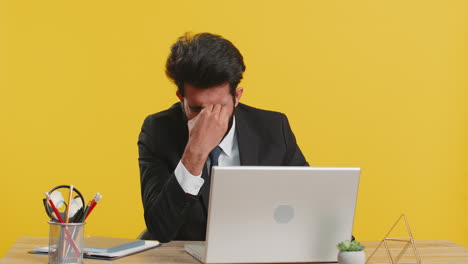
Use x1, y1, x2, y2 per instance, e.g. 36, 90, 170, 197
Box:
209, 146, 222, 170
201, 146, 223, 212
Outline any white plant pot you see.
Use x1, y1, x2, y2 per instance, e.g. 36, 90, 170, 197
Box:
337, 250, 366, 264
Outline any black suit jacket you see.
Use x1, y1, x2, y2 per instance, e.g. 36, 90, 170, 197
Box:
138, 103, 308, 242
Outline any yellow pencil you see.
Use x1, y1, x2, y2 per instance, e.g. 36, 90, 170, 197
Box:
65, 185, 74, 223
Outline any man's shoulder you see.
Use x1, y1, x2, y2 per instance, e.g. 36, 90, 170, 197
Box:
236, 103, 286, 121
144, 103, 183, 122
141, 103, 185, 132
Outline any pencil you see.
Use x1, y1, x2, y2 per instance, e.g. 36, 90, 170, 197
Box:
80, 201, 91, 222
65, 185, 74, 223
84, 192, 102, 221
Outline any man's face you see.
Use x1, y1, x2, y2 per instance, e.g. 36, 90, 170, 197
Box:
177, 82, 243, 121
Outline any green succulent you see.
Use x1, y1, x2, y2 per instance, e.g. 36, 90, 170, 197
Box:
336, 240, 365, 251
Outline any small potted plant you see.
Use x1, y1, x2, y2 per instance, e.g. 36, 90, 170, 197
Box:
337, 240, 366, 264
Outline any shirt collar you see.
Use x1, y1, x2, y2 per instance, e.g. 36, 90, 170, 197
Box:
218, 117, 236, 158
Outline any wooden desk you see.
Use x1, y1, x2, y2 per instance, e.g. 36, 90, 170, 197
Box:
1, 237, 467, 264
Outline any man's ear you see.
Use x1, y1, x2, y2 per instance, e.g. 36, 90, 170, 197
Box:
234, 87, 244, 107
176, 91, 184, 102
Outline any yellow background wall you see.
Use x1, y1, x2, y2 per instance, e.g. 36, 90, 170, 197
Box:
0, 0, 466, 257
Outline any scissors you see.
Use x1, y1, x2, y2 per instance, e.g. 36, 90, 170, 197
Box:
43, 185, 85, 223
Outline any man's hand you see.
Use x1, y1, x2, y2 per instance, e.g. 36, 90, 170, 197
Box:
181, 104, 231, 175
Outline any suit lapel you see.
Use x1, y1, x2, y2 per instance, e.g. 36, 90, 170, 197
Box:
235, 105, 259, 165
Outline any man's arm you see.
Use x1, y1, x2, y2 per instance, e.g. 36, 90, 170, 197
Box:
138, 116, 198, 242
138, 104, 231, 242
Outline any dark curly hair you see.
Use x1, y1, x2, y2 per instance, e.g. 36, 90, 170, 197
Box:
165, 32, 246, 97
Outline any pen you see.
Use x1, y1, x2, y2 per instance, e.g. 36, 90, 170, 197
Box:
46, 192, 64, 223
45, 192, 81, 257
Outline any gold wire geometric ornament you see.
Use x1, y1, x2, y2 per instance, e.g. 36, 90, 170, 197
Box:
366, 214, 422, 264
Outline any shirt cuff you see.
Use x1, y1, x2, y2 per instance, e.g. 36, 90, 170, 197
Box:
174, 160, 205, 196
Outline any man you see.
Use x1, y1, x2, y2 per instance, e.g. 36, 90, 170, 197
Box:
138, 32, 308, 242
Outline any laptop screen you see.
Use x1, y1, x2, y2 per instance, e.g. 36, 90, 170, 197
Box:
200, 166, 360, 263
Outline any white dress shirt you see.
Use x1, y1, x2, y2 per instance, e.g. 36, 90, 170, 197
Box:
174, 117, 240, 195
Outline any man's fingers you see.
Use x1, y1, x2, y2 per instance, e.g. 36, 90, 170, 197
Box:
207, 104, 215, 112
210, 104, 222, 115
219, 103, 230, 121
186, 102, 232, 155
189, 103, 229, 133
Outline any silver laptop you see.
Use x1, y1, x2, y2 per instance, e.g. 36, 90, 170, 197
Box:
185, 166, 361, 263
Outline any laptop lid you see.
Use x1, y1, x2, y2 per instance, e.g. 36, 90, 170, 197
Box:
190, 166, 360, 263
